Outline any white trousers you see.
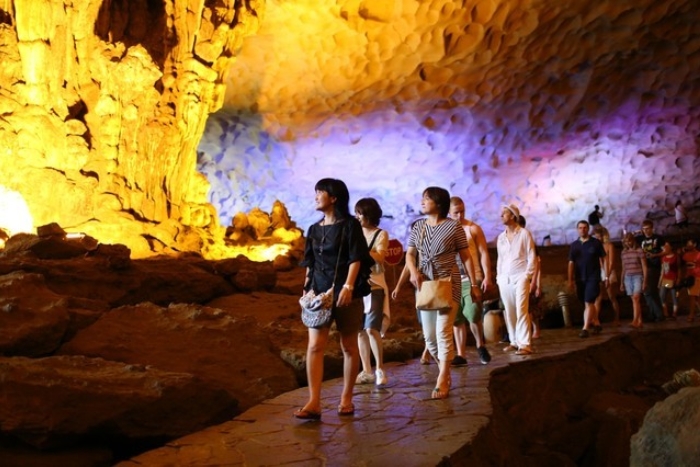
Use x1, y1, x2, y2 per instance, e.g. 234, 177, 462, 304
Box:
499, 276, 532, 351
420, 303, 457, 363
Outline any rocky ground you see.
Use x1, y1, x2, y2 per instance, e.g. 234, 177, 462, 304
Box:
0, 232, 429, 464
1, 226, 698, 465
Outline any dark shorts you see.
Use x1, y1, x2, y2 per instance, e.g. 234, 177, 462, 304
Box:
454, 281, 482, 325
576, 279, 600, 304
362, 288, 385, 331
330, 297, 364, 334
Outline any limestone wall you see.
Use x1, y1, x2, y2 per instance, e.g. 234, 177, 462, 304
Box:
0, 0, 263, 257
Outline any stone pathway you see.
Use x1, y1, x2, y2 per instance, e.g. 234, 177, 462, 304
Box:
119, 319, 700, 466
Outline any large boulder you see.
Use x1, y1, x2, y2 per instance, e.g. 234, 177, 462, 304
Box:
0, 355, 236, 449
0, 272, 71, 357
630, 386, 700, 466
57, 302, 299, 411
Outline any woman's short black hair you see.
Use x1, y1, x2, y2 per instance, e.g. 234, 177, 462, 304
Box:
423, 186, 450, 219
315, 178, 350, 219
355, 197, 383, 227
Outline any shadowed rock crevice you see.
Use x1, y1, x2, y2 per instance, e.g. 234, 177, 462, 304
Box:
452, 329, 700, 466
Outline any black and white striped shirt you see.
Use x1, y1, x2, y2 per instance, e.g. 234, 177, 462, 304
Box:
408, 218, 469, 302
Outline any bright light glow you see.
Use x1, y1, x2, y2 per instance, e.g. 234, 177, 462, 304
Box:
214, 243, 292, 262
0, 185, 33, 236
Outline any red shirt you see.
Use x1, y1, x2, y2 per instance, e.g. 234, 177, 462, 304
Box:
661, 253, 680, 281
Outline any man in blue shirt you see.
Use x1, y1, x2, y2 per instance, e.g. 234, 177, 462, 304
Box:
568, 220, 606, 338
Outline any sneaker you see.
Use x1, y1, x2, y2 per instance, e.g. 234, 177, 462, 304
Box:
477, 346, 491, 364
451, 355, 468, 367
375, 369, 388, 386
355, 370, 375, 384
579, 329, 589, 338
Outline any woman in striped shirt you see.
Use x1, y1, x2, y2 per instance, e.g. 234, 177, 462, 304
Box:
620, 232, 647, 328
406, 186, 479, 399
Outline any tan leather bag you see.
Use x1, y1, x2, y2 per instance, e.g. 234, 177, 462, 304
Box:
415, 277, 452, 311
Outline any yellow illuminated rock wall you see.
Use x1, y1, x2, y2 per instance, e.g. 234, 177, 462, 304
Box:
0, 0, 263, 257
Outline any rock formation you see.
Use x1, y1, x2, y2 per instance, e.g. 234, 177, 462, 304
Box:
0, 0, 262, 258
630, 386, 700, 466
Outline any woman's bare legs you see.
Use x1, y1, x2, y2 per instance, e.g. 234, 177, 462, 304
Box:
301, 327, 329, 412
358, 331, 372, 374
339, 329, 360, 410
631, 294, 643, 328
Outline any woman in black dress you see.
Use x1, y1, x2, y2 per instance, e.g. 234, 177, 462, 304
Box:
294, 178, 372, 420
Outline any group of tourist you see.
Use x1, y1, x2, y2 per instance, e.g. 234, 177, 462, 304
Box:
292, 178, 698, 420
293, 179, 539, 420
568, 216, 700, 339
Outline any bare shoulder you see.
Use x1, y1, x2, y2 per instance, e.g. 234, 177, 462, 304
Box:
466, 220, 485, 236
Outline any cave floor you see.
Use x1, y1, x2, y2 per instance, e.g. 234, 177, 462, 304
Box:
119, 318, 700, 466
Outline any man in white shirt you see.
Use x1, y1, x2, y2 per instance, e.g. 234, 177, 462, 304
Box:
496, 204, 537, 355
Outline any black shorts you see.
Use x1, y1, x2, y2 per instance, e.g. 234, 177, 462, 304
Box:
576, 279, 600, 304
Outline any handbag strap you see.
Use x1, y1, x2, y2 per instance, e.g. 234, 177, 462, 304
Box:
331, 224, 345, 288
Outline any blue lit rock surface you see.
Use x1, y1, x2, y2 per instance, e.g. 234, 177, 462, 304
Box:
200, 0, 700, 246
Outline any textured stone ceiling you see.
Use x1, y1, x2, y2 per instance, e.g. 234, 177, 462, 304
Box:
223, 0, 700, 138
199, 0, 700, 244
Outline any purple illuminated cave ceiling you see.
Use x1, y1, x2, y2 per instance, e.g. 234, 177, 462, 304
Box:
198, 0, 700, 245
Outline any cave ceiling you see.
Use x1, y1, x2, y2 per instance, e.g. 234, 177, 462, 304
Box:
222, 0, 700, 141
197, 0, 700, 245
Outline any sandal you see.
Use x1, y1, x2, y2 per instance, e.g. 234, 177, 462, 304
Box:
431, 374, 451, 400
337, 404, 355, 416
431, 386, 449, 399
293, 407, 321, 420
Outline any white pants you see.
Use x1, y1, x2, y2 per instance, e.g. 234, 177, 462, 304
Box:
420, 303, 457, 363
499, 276, 532, 351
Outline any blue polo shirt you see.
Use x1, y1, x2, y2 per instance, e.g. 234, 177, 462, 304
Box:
569, 236, 606, 281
